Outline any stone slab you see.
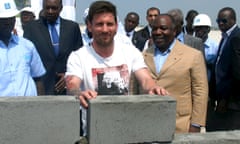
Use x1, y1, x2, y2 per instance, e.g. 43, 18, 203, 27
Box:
0, 96, 80, 144
87, 95, 176, 144
172, 130, 240, 144
79, 130, 240, 144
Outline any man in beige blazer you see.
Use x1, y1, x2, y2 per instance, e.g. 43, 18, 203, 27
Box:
140, 14, 208, 133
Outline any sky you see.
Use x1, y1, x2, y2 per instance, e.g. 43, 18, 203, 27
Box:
76, 0, 240, 28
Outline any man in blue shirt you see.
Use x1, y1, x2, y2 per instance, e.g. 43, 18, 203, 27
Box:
139, 14, 208, 133
0, 0, 46, 96
193, 14, 219, 81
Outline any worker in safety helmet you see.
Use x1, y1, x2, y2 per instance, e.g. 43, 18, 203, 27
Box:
193, 14, 219, 81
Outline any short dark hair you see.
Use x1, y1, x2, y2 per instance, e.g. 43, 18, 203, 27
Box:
126, 12, 139, 21
42, 0, 63, 8
146, 7, 160, 16
219, 7, 236, 21
185, 9, 198, 20
88, 1, 117, 23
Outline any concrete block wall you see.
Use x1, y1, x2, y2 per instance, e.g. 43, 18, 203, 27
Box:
0, 96, 80, 144
172, 130, 240, 144
87, 95, 176, 144
79, 130, 240, 144
3, 95, 240, 144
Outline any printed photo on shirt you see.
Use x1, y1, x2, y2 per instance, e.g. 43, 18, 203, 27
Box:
92, 64, 129, 95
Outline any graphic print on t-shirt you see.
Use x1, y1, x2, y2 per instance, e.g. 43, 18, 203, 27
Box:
92, 64, 129, 95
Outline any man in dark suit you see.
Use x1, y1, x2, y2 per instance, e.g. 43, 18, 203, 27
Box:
207, 7, 240, 131
124, 12, 139, 43
167, 9, 204, 55
132, 7, 160, 51
24, 0, 83, 95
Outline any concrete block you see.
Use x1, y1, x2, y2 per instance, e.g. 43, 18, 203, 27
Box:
173, 130, 240, 144
87, 95, 176, 144
0, 96, 80, 144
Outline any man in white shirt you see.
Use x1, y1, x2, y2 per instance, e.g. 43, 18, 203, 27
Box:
65, 1, 168, 136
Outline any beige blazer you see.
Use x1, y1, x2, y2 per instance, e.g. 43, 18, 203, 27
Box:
143, 40, 208, 133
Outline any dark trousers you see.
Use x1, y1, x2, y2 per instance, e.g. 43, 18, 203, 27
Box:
80, 109, 83, 136
206, 101, 240, 131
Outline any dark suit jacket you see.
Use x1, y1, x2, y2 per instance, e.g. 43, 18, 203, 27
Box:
24, 17, 83, 95
210, 26, 240, 105
132, 26, 150, 51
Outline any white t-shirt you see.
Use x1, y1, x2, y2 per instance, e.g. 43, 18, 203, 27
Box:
66, 40, 146, 92
66, 40, 146, 136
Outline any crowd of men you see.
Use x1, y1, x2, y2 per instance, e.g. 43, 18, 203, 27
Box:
1, 0, 240, 137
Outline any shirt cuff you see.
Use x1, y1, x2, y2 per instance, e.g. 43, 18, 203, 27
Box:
191, 123, 201, 128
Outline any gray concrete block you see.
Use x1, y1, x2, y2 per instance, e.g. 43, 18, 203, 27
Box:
0, 96, 80, 144
172, 130, 240, 144
80, 130, 240, 144
87, 95, 176, 144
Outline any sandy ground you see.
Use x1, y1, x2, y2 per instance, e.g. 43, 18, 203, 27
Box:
209, 30, 221, 43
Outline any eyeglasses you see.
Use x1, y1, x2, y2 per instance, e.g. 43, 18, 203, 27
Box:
216, 18, 228, 24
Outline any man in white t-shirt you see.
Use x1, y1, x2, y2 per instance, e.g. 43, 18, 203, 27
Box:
65, 1, 168, 136
81, 7, 132, 46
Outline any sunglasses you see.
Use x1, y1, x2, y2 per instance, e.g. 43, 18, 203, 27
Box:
216, 18, 228, 24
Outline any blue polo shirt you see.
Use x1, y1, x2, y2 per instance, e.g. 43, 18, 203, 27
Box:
0, 34, 46, 96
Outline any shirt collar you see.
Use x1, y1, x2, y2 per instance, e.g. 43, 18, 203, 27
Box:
225, 24, 237, 36
127, 30, 134, 36
48, 17, 61, 25
11, 34, 19, 44
204, 37, 211, 49
154, 39, 176, 55
0, 34, 19, 48
55, 17, 60, 24
176, 32, 184, 42
147, 25, 152, 35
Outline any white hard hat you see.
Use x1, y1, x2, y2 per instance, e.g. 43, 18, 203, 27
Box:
83, 8, 89, 21
20, 7, 35, 15
193, 14, 212, 27
0, 0, 19, 18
